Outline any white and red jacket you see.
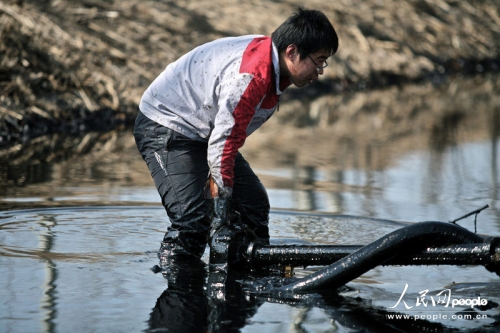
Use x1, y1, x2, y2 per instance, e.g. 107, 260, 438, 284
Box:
139, 35, 291, 196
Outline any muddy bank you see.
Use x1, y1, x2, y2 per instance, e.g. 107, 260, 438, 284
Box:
1, 0, 500, 149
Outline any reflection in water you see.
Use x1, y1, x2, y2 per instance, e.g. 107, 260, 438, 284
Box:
147, 258, 209, 332
428, 110, 464, 152
1, 160, 53, 188
148, 257, 265, 332
0, 75, 499, 221
490, 107, 500, 203
39, 215, 57, 333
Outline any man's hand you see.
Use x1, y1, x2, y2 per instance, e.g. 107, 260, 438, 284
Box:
208, 176, 232, 239
208, 176, 233, 199
209, 176, 219, 198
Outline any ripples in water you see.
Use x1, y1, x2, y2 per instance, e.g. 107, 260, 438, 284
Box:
1, 206, 499, 332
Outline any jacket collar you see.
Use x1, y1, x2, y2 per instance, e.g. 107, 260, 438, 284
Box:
272, 41, 291, 95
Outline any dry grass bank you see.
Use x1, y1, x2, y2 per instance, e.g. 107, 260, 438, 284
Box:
1, 0, 499, 146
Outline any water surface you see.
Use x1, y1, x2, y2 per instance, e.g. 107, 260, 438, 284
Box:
1, 81, 500, 331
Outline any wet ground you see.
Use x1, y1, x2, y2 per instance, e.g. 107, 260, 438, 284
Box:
2, 76, 500, 332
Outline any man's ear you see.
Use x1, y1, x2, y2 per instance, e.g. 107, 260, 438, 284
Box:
285, 44, 299, 62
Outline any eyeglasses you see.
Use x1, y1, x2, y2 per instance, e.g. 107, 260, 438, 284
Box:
308, 55, 328, 72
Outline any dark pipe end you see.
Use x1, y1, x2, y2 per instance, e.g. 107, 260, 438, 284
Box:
485, 237, 500, 276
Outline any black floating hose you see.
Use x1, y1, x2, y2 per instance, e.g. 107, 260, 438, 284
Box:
272, 221, 485, 295
252, 243, 495, 267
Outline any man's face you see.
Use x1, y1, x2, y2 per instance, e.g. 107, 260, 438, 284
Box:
285, 47, 330, 88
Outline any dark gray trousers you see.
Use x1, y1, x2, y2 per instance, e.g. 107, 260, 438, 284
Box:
133, 112, 270, 258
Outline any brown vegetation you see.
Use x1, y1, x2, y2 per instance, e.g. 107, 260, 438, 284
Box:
0, 0, 499, 152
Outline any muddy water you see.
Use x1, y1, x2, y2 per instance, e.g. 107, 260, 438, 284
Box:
2, 80, 500, 331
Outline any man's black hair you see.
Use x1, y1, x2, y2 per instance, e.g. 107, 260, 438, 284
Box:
271, 8, 339, 59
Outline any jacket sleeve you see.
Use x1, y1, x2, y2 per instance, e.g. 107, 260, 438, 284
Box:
207, 72, 265, 198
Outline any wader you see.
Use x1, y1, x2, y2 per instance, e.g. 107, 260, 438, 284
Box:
133, 111, 270, 259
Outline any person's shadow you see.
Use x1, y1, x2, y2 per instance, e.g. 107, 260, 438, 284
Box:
146, 256, 264, 333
